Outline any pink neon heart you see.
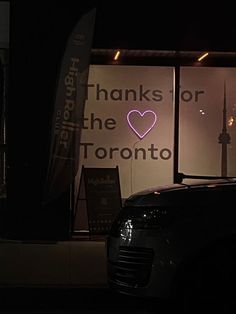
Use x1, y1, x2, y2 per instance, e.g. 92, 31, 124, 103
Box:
127, 110, 157, 139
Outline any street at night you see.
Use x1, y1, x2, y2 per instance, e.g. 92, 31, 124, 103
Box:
0, 287, 172, 314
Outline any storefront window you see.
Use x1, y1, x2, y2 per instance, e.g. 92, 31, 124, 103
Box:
179, 67, 236, 177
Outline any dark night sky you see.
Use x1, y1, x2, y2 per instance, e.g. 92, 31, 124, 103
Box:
10, 1, 236, 52
93, 3, 236, 52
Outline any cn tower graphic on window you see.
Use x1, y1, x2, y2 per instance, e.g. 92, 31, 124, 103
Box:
218, 81, 231, 177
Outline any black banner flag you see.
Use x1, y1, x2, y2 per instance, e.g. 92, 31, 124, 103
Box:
44, 8, 96, 204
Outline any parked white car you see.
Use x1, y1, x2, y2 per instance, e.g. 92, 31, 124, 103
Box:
107, 179, 236, 311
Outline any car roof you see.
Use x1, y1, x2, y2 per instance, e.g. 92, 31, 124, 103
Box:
127, 178, 236, 198
124, 178, 236, 207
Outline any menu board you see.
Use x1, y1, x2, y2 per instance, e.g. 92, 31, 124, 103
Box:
75, 166, 122, 235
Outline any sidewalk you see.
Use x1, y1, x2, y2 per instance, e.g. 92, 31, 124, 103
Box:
0, 238, 107, 288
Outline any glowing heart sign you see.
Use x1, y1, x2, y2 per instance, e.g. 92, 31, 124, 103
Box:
127, 110, 157, 139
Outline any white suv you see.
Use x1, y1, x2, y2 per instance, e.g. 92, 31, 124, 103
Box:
107, 179, 236, 311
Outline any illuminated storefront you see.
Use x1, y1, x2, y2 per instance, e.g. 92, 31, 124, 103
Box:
77, 63, 236, 199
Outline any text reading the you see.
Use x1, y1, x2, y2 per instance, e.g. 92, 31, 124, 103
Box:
82, 113, 116, 130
